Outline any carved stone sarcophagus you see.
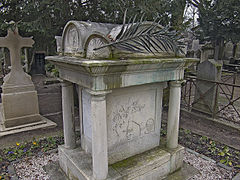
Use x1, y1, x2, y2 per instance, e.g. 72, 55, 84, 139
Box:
47, 20, 199, 180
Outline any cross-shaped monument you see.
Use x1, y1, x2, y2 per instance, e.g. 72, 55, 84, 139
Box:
0, 27, 34, 86
0, 27, 56, 134
0, 27, 34, 71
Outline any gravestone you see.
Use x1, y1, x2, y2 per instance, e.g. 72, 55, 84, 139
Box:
47, 21, 199, 180
193, 59, 222, 114
30, 52, 46, 75
200, 43, 214, 62
55, 36, 62, 53
0, 27, 56, 136
191, 39, 200, 58
224, 42, 234, 59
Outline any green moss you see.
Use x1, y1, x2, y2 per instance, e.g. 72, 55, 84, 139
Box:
111, 155, 139, 169
111, 147, 167, 170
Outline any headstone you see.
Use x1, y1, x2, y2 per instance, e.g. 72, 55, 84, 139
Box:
47, 21, 199, 180
192, 39, 200, 58
224, 42, 233, 59
30, 52, 46, 75
236, 43, 240, 58
0, 27, 56, 136
200, 43, 214, 62
55, 36, 62, 53
193, 59, 222, 114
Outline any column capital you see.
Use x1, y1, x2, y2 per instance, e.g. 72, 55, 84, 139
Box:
169, 80, 185, 87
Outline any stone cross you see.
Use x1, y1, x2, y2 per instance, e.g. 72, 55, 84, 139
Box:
0, 27, 34, 72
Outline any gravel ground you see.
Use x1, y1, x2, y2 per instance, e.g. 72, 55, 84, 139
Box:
184, 151, 236, 180
12, 150, 236, 180
13, 153, 58, 180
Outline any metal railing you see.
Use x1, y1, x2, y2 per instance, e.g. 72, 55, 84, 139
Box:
181, 72, 240, 125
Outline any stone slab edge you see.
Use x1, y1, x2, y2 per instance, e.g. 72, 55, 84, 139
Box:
0, 115, 57, 137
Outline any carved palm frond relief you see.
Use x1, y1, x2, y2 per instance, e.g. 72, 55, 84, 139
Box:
94, 11, 185, 55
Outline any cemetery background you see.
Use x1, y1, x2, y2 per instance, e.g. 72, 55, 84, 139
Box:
0, 0, 240, 179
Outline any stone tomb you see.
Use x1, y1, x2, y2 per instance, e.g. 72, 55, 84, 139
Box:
0, 28, 56, 136
47, 21, 199, 180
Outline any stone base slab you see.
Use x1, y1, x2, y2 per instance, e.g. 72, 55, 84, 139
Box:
58, 145, 184, 180
0, 115, 57, 137
44, 160, 199, 180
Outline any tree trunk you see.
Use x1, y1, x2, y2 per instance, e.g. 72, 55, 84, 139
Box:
214, 38, 224, 61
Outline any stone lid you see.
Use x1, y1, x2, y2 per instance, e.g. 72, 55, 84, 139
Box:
58, 21, 186, 60
61, 21, 117, 56
46, 55, 199, 90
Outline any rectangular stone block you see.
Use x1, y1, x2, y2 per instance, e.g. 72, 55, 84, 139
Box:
2, 90, 40, 127
4, 114, 41, 128
168, 146, 185, 173
81, 83, 164, 164
58, 145, 174, 180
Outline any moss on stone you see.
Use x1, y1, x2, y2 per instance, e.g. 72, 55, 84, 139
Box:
111, 146, 167, 170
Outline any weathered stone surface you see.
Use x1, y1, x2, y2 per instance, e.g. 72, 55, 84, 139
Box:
62, 21, 116, 56
193, 59, 222, 114
46, 56, 198, 91
0, 115, 56, 137
81, 84, 165, 164
0, 27, 56, 134
58, 145, 184, 180
48, 20, 199, 180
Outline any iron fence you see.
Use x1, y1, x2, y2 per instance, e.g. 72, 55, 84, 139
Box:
181, 72, 240, 125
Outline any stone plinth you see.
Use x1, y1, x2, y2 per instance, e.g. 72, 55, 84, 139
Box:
58, 144, 184, 180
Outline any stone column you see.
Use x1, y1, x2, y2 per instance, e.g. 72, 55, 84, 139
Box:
78, 85, 83, 145
62, 81, 76, 149
167, 81, 182, 149
87, 90, 111, 180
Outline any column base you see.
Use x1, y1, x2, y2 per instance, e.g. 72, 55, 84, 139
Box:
58, 145, 184, 180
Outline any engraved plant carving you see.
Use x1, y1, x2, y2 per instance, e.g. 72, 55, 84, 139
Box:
112, 98, 146, 140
